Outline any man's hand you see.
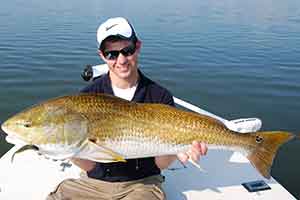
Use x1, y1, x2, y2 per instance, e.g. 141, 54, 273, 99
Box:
177, 141, 208, 163
155, 141, 208, 170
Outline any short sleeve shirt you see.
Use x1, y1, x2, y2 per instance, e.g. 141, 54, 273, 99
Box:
80, 70, 174, 182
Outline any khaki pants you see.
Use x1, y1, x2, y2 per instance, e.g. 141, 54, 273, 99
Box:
46, 175, 166, 200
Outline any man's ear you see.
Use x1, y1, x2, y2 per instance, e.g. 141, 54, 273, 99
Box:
98, 50, 106, 61
136, 40, 142, 53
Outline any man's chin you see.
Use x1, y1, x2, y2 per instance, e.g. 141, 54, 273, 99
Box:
116, 70, 131, 78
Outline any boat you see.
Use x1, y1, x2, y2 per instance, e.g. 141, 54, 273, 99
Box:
0, 64, 296, 199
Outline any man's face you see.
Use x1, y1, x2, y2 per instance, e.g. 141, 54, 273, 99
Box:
99, 39, 141, 81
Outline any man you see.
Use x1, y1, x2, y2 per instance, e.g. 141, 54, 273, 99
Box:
47, 17, 207, 200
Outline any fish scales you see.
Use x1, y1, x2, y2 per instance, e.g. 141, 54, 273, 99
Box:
63, 94, 258, 154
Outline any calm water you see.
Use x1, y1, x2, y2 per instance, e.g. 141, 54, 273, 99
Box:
1, 0, 300, 198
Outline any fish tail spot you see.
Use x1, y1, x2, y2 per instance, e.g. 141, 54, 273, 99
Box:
247, 131, 294, 179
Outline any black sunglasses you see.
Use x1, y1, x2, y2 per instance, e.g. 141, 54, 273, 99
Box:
102, 43, 136, 60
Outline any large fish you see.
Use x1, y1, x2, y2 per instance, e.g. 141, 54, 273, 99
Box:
1, 93, 295, 178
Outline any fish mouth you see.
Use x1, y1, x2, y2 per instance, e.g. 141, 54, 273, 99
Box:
1, 124, 28, 146
5, 134, 28, 146
1, 121, 8, 134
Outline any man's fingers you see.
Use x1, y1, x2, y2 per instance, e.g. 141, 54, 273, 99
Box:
177, 141, 208, 163
190, 141, 208, 161
190, 147, 200, 161
200, 142, 208, 155
177, 152, 189, 163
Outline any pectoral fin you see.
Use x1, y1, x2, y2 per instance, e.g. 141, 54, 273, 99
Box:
74, 140, 126, 163
11, 145, 39, 163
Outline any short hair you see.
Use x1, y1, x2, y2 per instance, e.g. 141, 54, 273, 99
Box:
99, 35, 138, 53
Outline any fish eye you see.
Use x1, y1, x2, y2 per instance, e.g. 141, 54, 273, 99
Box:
24, 122, 32, 128
255, 135, 263, 143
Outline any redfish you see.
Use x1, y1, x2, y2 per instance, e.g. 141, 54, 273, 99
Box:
1, 93, 294, 179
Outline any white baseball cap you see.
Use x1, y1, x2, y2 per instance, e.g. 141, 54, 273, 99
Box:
96, 17, 137, 49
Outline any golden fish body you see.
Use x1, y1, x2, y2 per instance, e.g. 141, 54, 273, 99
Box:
1, 93, 294, 178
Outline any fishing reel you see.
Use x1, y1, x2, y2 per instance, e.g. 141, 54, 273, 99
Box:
81, 64, 94, 81
81, 64, 109, 82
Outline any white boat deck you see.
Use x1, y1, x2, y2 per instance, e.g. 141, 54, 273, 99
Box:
0, 63, 296, 199
0, 145, 296, 200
